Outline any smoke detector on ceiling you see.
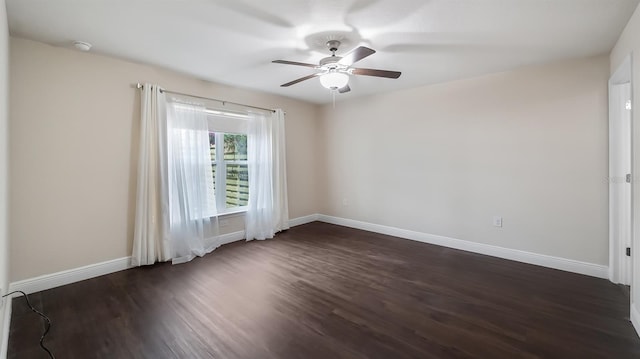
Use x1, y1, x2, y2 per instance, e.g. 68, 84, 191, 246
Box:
73, 41, 92, 52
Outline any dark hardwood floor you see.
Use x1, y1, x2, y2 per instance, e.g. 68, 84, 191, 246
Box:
8, 222, 640, 358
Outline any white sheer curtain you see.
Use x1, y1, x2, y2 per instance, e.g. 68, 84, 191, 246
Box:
132, 84, 171, 266
245, 109, 289, 240
133, 85, 287, 264
166, 102, 221, 263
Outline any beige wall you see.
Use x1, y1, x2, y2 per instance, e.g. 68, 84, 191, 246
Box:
319, 55, 610, 265
9, 37, 321, 281
610, 1, 640, 330
0, 0, 9, 341
7, 35, 613, 282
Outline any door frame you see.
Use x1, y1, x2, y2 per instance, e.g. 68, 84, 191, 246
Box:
609, 54, 634, 286
609, 54, 640, 338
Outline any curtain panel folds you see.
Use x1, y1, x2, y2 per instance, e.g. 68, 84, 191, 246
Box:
166, 102, 221, 264
245, 109, 290, 240
132, 84, 170, 266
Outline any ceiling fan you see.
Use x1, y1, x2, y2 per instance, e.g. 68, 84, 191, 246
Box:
272, 40, 401, 93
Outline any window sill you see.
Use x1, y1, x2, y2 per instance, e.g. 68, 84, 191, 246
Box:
216, 207, 247, 218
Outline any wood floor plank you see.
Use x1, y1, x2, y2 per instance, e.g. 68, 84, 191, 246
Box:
8, 222, 640, 358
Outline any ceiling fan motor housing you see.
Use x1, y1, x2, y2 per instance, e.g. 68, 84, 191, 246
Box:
319, 56, 342, 67
321, 40, 344, 70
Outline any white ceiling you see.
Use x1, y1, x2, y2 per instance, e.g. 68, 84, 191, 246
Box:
6, 0, 640, 104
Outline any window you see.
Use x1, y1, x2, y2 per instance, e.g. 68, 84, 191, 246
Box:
209, 132, 249, 213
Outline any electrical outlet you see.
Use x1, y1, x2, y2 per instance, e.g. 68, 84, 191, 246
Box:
493, 216, 503, 228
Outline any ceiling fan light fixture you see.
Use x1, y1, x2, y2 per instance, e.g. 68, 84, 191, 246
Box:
319, 72, 349, 90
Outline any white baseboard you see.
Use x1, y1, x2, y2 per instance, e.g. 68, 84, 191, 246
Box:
5, 213, 606, 302
9, 233, 246, 296
216, 230, 246, 246
0, 296, 11, 359
6, 214, 317, 296
316, 214, 609, 279
218, 214, 318, 245
632, 304, 640, 339
288, 214, 319, 227
9, 257, 134, 295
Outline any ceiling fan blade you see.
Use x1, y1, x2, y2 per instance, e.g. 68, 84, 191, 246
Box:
338, 85, 351, 93
351, 68, 401, 79
272, 60, 318, 68
280, 73, 319, 87
338, 46, 376, 66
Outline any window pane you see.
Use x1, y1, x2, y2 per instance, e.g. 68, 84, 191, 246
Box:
226, 164, 249, 208
224, 134, 247, 161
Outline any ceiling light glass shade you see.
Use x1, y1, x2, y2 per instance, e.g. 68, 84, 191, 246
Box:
319, 72, 349, 89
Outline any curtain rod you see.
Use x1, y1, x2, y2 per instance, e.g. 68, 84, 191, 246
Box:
135, 83, 276, 113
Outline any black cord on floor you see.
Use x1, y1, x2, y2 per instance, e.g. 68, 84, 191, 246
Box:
2, 290, 55, 359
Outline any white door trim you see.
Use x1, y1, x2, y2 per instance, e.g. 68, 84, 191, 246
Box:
609, 55, 634, 285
